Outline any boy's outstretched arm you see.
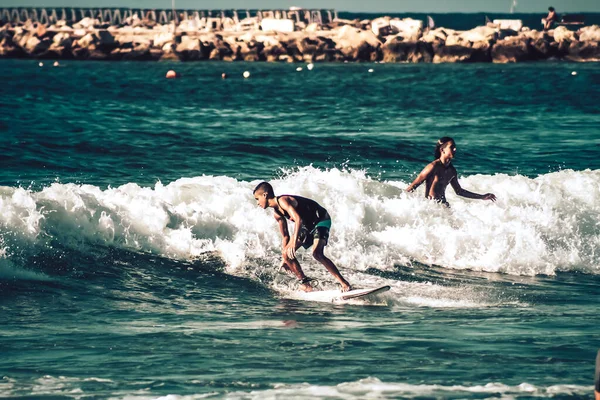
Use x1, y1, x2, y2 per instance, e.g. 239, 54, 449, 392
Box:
450, 178, 497, 201
406, 163, 434, 192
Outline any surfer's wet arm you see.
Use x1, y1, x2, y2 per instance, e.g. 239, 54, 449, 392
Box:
278, 197, 303, 244
450, 178, 494, 200
275, 214, 291, 246
406, 163, 434, 192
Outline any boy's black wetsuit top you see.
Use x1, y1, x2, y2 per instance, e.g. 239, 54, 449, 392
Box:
274, 195, 329, 231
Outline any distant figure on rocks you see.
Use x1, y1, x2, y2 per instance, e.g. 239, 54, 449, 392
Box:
543, 7, 559, 30
406, 137, 497, 207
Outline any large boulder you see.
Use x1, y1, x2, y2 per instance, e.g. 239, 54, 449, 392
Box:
153, 32, 173, 49
552, 26, 577, 43
262, 42, 287, 62
496, 29, 520, 40
566, 40, 600, 61
460, 26, 497, 43
73, 17, 99, 30
96, 30, 117, 52
334, 25, 381, 61
175, 35, 203, 60
38, 45, 72, 59
209, 40, 233, 60
254, 34, 282, 48
519, 29, 546, 41
421, 28, 453, 43
52, 32, 73, 49
0, 36, 26, 58
371, 17, 392, 36
240, 40, 265, 61
24, 35, 51, 55
34, 23, 48, 39
389, 18, 423, 42
71, 47, 90, 60
292, 35, 335, 61
491, 37, 533, 63
76, 33, 95, 48
529, 37, 562, 60
383, 38, 432, 62
228, 33, 266, 61
72, 31, 117, 53
12, 27, 32, 49
433, 43, 491, 63
578, 25, 600, 42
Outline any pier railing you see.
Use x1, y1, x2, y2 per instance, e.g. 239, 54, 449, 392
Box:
0, 8, 338, 26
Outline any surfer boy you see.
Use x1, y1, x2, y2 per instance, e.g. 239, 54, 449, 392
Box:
253, 182, 351, 292
406, 137, 497, 206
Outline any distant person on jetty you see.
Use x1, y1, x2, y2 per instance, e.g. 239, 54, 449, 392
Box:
253, 181, 351, 292
543, 7, 559, 30
406, 137, 497, 207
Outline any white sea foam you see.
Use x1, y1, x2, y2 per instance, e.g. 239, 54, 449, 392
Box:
2, 374, 589, 400
0, 167, 598, 284
108, 377, 592, 399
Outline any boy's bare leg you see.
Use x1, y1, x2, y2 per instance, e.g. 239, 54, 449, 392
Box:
283, 243, 313, 292
312, 239, 351, 292
279, 261, 293, 275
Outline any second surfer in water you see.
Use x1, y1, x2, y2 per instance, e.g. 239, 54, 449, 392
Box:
406, 137, 497, 206
253, 181, 351, 292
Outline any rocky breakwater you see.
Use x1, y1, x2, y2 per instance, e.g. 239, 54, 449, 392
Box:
1, 16, 600, 63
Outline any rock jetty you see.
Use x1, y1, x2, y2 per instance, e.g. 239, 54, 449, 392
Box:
1, 15, 600, 62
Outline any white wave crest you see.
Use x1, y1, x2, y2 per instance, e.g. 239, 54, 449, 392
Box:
111, 377, 592, 399
0, 167, 598, 278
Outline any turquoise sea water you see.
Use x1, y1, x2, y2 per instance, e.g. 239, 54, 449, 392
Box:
0, 59, 599, 399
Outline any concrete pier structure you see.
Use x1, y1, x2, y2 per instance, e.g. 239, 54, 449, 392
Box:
0, 8, 338, 26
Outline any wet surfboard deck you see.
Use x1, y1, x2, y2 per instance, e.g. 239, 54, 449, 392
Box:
298, 285, 390, 303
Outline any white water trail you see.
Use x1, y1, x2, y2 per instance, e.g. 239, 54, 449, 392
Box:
0, 167, 597, 284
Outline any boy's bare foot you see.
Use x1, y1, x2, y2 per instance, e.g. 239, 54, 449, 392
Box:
340, 281, 352, 292
299, 283, 313, 292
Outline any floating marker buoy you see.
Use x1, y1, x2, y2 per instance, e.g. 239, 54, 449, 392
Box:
38, 62, 43, 67
368, 69, 374, 73
221, 72, 227, 79
571, 71, 577, 76
296, 67, 303, 72
243, 71, 250, 78
165, 70, 179, 79
307, 63, 314, 70
53, 61, 60, 67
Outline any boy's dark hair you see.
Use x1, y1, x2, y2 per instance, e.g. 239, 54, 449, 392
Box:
548, 6, 555, 11
253, 181, 275, 197
434, 137, 455, 159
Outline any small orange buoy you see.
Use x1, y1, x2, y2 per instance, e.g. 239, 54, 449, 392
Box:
165, 70, 179, 79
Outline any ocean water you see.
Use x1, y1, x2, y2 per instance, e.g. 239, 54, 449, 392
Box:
0, 59, 599, 399
339, 12, 600, 31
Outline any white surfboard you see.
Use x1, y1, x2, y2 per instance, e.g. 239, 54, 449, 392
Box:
297, 285, 390, 303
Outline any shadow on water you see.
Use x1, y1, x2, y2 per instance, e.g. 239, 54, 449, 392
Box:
0, 244, 272, 300
361, 259, 600, 307
365, 260, 541, 286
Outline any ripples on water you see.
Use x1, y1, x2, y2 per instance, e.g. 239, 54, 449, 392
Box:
0, 60, 599, 399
